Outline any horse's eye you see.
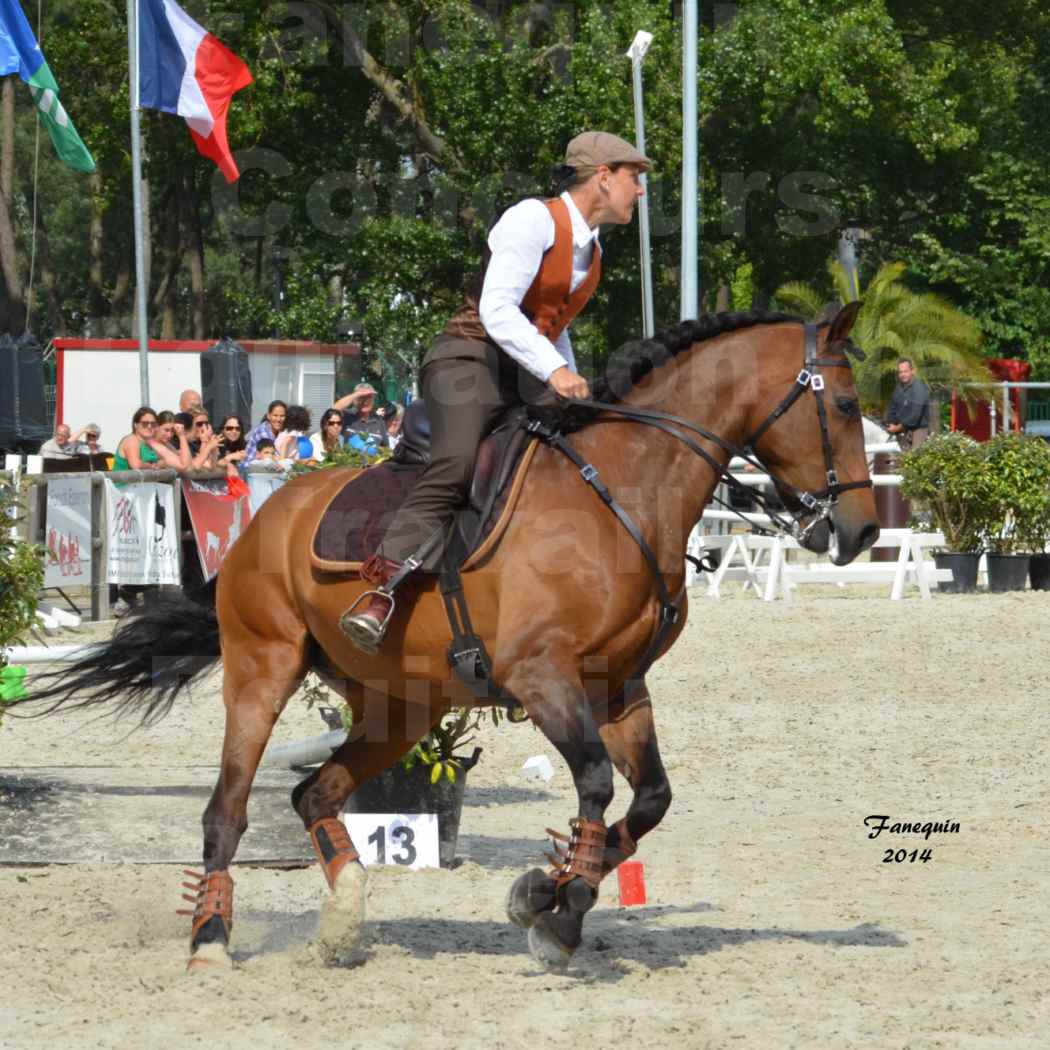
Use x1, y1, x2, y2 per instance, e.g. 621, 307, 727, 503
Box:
836, 397, 859, 418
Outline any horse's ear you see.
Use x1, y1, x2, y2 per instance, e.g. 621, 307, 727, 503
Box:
827, 300, 863, 343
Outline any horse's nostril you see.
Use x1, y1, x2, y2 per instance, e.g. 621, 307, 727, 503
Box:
858, 523, 879, 550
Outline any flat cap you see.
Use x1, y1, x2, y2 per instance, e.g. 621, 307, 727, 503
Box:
565, 131, 652, 172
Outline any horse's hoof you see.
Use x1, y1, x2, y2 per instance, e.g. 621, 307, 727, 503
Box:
186, 941, 233, 973
527, 919, 573, 973
317, 861, 368, 966
506, 867, 556, 929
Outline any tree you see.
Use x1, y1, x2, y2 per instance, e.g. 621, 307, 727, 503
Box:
775, 259, 988, 411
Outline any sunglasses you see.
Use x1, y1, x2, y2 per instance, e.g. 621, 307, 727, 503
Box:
194, 419, 211, 427
223, 425, 242, 432
86, 433, 98, 440
139, 420, 157, 427
325, 418, 342, 426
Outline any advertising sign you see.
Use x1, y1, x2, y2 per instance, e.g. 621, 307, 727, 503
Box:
183, 478, 252, 581
44, 477, 92, 587
104, 480, 180, 585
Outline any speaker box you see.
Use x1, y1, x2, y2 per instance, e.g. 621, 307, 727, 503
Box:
0, 332, 48, 452
200, 337, 252, 430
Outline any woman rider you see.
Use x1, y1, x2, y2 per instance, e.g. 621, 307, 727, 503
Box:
340, 131, 651, 654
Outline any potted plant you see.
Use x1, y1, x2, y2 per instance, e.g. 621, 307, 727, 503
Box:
0, 479, 44, 728
983, 434, 1050, 591
343, 706, 506, 868
899, 433, 991, 593
981, 434, 1043, 591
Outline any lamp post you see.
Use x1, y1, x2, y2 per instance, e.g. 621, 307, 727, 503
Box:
626, 30, 655, 339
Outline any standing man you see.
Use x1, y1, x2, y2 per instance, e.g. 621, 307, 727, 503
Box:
885, 358, 930, 451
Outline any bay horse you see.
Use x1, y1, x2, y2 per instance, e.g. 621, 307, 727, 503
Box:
29, 306, 878, 972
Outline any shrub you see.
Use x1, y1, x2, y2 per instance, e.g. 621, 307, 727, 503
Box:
981, 434, 1050, 554
899, 433, 992, 553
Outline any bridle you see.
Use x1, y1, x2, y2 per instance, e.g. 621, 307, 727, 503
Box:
549, 322, 873, 545
740, 322, 873, 540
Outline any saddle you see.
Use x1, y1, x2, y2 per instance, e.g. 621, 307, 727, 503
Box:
309, 400, 536, 574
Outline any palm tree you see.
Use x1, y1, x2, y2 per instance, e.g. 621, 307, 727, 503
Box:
775, 261, 989, 413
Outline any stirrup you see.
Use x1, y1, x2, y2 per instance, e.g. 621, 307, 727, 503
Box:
339, 589, 396, 654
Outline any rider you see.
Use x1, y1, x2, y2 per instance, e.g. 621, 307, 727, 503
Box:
339, 131, 651, 654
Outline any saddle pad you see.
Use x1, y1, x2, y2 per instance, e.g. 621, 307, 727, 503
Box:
309, 439, 540, 574
310, 462, 426, 572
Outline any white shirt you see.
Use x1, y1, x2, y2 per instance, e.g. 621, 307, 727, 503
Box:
478, 191, 601, 381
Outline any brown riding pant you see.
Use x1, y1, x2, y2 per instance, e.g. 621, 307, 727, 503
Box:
377, 343, 549, 564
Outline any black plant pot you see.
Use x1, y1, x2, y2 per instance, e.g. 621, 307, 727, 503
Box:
934, 552, 980, 594
986, 554, 1030, 593
344, 747, 481, 868
1030, 553, 1050, 591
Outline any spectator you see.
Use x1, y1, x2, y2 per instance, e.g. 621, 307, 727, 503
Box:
187, 410, 222, 469
156, 411, 179, 451
275, 405, 314, 461
885, 358, 931, 452
310, 408, 346, 462
179, 389, 203, 413
71, 423, 104, 457
244, 400, 287, 463
113, 406, 191, 471
253, 437, 278, 463
382, 403, 404, 450
39, 423, 78, 459
216, 415, 248, 469
335, 383, 388, 448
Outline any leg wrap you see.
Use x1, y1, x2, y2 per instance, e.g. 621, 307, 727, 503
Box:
309, 817, 360, 889
545, 818, 607, 891
177, 869, 234, 941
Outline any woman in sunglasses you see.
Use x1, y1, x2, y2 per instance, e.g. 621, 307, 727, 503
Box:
114, 406, 191, 471
216, 415, 249, 469
309, 408, 346, 462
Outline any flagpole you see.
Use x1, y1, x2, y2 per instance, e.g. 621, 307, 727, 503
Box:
127, 0, 150, 405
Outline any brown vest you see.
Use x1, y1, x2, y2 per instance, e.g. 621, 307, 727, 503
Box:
438, 197, 602, 353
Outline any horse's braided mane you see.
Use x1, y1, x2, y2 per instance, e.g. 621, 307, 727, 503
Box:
590, 309, 801, 405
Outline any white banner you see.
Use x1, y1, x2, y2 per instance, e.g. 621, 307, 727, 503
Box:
104, 480, 180, 585
44, 477, 92, 587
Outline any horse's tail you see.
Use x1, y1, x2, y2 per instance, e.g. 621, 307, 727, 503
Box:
20, 581, 221, 726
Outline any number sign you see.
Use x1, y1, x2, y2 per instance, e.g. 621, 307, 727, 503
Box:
341, 813, 441, 870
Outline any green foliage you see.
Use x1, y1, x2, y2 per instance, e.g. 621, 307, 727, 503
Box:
0, 482, 45, 649
979, 434, 1050, 554
898, 433, 992, 552
8, 1, 1050, 387
400, 706, 504, 784
0, 482, 44, 727
775, 260, 988, 412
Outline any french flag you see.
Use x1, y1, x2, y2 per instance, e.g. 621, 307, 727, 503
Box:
138, 0, 252, 182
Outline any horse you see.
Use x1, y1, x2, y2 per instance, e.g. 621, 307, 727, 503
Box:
28, 305, 879, 973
